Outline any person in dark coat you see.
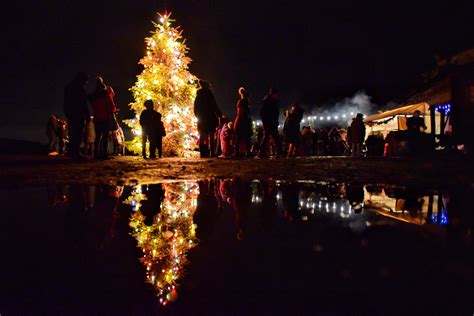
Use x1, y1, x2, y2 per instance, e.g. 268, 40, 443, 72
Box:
140, 100, 166, 159
406, 110, 427, 133
406, 110, 427, 155
258, 88, 283, 158
283, 103, 305, 157
63, 72, 89, 159
233, 87, 252, 157
194, 80, 222, 158
89, 76, 117, 159
349, 113, 366, 157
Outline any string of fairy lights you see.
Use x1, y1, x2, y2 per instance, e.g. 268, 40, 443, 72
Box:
254, 112, 365, 128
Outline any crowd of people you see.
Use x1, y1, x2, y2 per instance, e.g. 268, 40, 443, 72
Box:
49, 72, 125, 159
193, 80, 368, 159
55, 74, 431, 160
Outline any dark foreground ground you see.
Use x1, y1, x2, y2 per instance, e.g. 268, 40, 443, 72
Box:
1, 154, 473, 189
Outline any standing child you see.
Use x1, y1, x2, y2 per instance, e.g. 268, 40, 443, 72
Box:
219, 121, 234, 158
84, 116, 96, 158
140, 100, 166, 159
113, 125, 125, 155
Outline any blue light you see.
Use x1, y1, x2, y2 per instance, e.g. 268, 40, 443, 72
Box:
435, 103, 451, 115
431, 209, 448, 225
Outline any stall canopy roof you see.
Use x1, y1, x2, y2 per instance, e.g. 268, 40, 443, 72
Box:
364, 102, 429, 123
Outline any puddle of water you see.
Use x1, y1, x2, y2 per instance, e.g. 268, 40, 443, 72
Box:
0, 179, 472, 314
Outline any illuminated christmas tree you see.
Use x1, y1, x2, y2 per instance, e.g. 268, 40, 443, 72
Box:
127, 182, 199, 306
124, 12, 199, 157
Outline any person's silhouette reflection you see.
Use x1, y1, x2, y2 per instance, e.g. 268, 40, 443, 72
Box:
93, 185, 123, 249
47, 183, 69, 208
260, 179, 278, 231
217, 179, 234, 209
231, 178, 252, 240
403, 192, 424, 218
140, 184, 165, 226
282, 182, 299, 221
194, 180, 220, 241
346, 183, 364, 213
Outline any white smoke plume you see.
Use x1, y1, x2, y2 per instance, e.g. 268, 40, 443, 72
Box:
301, 91, 378, 126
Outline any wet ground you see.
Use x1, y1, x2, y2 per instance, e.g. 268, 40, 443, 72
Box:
1, 155, 473, 189
0, 174, 472, 315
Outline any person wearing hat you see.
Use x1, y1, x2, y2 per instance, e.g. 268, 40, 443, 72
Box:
63, 72, 90, 159
258, 88, 283, 158
349, 113, 366, 157
194, 80, 222, 158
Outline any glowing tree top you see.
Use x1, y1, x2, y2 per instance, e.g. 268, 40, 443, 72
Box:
125, 12, 199, 157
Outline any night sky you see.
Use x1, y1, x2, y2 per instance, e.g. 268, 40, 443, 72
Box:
1, 0, 473, 143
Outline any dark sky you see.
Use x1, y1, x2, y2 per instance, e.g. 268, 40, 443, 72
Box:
1, 0, 473, 142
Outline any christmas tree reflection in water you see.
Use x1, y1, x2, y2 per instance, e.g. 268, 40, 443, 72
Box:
127, 182, 199, 306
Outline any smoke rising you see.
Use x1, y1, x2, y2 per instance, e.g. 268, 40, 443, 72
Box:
302, 91, 378, 126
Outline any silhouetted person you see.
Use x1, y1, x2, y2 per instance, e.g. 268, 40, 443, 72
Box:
316, 127, 329, 156
349, 113, 365, 157
194, 80, 222, 158
89, 76, 117, 159
63, 72, 89, 159
406, 110, 427, 134
259, 88, 283, 158
283, 103, 305, 157
234, 87, 253, 157
406, 110, 427, 155
140, 100, 166, 159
